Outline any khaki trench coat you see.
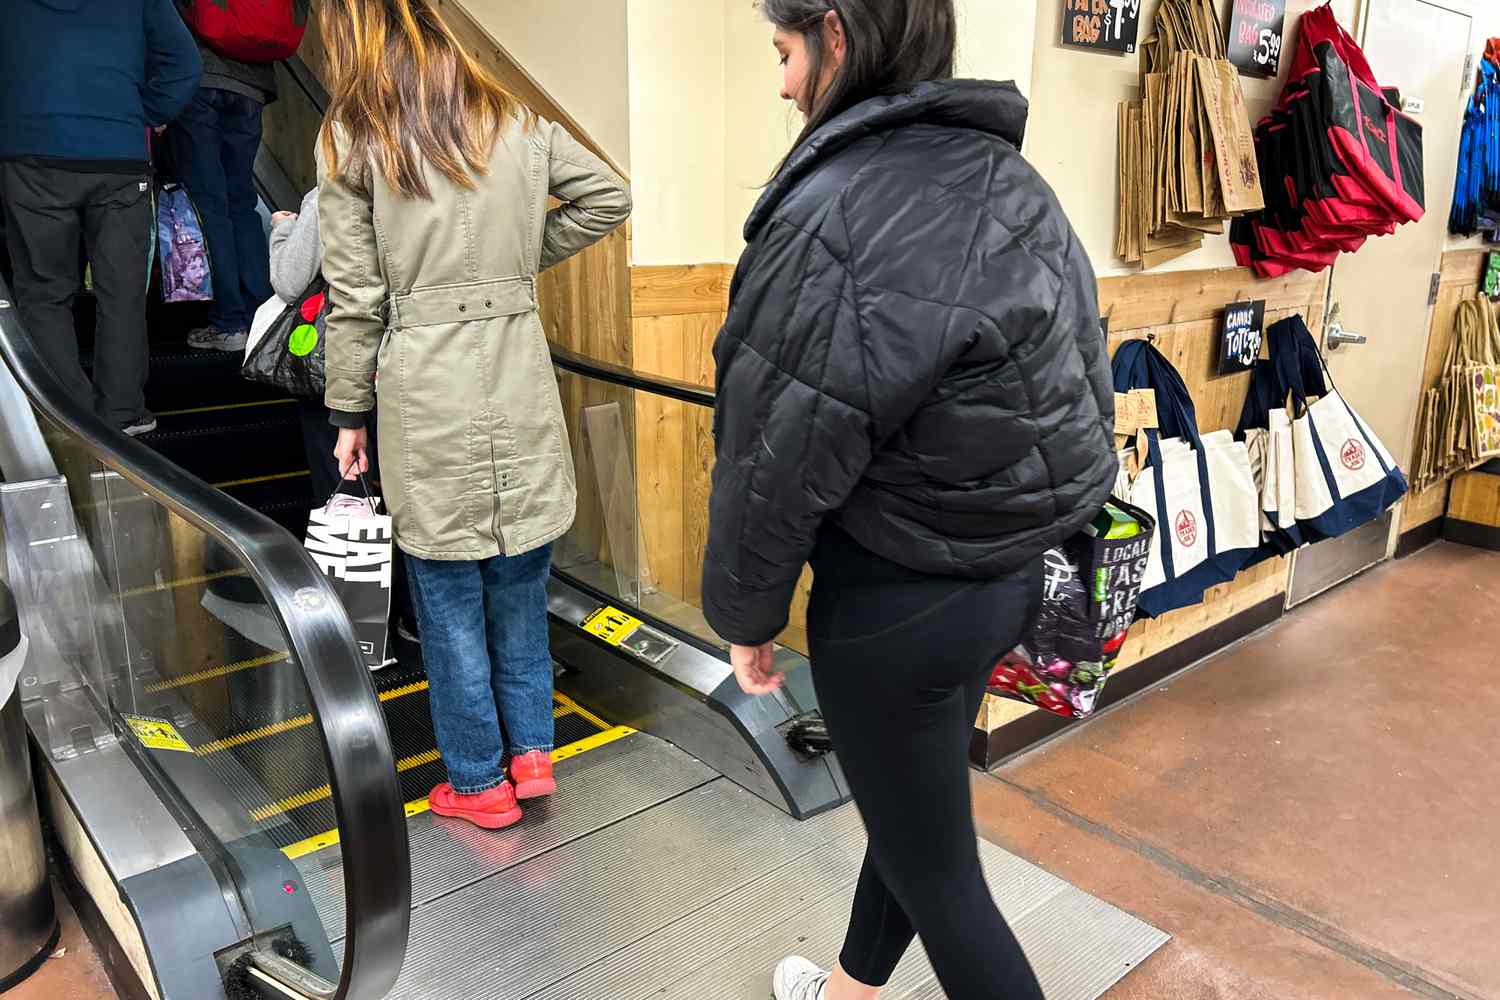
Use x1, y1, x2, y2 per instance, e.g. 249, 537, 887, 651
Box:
319, 117, 630, 560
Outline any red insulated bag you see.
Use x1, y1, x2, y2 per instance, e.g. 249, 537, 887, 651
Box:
183, 0, 307, 64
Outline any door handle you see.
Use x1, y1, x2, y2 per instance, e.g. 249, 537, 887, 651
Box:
1325, 321, 1367, 350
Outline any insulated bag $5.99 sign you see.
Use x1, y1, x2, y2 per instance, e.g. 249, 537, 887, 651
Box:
183, 0, 307, 63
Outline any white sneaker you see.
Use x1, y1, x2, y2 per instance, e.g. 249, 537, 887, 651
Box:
186, 325, 249, 352
773, 956, 829, 1000
121, 412, 158, 436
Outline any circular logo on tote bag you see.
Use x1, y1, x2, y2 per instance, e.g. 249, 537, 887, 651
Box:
1340, 439, 1366, 471
1175, 510, 1198, 547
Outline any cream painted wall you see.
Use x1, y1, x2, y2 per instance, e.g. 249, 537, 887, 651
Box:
1026, 0, 1361, 277
955, 0, 1035, 98
463, 0, 632, 172
719, 0, 1040, 262
724, 0, 799, 262
628, 0, 728, 265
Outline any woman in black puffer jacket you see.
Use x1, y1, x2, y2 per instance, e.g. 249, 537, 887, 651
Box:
702, 2, 1116, 998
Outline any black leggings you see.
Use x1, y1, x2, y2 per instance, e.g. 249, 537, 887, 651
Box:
807, 526, 1045, 999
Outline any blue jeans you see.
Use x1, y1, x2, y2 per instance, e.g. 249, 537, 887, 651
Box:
405, 546, 556, 794
166, 88, 272, 331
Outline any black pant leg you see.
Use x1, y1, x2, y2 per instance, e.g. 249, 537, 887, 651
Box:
81, 172, 153, 425
808, 542, 1045, 998
0, 162, 93, 409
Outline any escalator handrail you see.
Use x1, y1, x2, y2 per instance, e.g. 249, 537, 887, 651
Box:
548, 342, 716, 408
0, 287, 411, 1000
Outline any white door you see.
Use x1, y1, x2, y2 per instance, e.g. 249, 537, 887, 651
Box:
1287, 0, 1473, 606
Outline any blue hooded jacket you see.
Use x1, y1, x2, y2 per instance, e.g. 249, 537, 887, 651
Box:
0, 0, 202, 166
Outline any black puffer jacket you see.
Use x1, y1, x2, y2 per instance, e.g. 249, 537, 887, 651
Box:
703, 80, 1117, 646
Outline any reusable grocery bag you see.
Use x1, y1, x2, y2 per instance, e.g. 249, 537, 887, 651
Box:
157, 183, 213, 303
988, 499, 1156, 720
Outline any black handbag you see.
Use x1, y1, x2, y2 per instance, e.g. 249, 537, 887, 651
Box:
241, 276, 328, 399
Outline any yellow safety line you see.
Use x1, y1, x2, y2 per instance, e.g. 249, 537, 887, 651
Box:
200, 683, 561, 756
157, 398, 297, 418
144, 651, 291, 693
277, 724, 637, 861
119, 568, 246, 599
552, 725, 636, 763
198, 712, 313, 756
552, 691, 611, 730
212, 470, 310, 489
253, 749, 441, 823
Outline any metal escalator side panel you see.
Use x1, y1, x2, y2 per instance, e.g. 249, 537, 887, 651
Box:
547, 573, 850, 820
0, 281, 411, 998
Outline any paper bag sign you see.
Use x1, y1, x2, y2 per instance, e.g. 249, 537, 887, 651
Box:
1226, 0, 1286, 78
1062, 0, 1142, 55
1218, 300, 1266, 375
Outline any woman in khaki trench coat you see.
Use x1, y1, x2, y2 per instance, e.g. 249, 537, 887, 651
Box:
319, 0, 630, 830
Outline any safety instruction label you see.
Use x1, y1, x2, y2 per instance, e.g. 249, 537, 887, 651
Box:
123, 715, 193, 753
581, 605, 643, 646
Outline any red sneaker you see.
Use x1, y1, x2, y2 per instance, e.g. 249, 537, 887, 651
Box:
428, 781, 523, 829
509, 751, 556, 800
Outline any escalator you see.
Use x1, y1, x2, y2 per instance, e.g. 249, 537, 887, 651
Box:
0, 46, 1165, 1000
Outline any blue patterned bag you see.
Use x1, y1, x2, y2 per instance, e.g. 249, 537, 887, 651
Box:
156, 183, 213, 303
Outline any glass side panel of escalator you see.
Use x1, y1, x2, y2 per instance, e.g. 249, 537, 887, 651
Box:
550, 366, 820, 716
5, 409, 351, 986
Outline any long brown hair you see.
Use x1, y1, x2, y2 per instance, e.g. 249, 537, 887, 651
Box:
319, 0, 534, 198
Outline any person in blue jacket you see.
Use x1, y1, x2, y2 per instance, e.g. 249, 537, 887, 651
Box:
0, 0, 201, 435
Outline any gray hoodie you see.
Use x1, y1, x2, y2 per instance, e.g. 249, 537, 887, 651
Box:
269, 188, 320, 301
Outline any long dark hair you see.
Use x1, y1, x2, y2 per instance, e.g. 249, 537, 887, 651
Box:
758, 0, 955, 165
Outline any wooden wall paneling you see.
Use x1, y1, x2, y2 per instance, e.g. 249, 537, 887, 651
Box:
1400, 249, 1488, 532
631, 265, 734, 319
538, 226, 633, 370
1097, 267, 1328, 332
1448, 470, 1500, 527
634, 317, 690, 600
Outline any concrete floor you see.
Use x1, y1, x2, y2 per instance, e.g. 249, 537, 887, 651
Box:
15, 542, 1496, 1000
7, 886, 117, 1000
976, 542, 1500, 1000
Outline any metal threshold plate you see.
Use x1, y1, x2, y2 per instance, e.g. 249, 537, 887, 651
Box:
362, 733, 1166, 1000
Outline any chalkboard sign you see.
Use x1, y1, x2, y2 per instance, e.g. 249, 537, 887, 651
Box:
1219, 300, 1266, 375
1061, 0, 1142, 55
1226, 0, 1286, 78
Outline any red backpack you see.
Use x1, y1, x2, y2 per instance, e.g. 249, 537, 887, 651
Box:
183, 0, 307, 64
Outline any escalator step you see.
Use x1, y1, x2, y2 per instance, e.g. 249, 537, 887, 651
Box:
219, 472, 314, 537
82, 342, 287, 412
139, 404, 305, 483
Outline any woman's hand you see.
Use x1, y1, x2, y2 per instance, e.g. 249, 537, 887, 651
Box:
730, 642, 782, 696
334, 427, 370, 480
272, 211, 298, 226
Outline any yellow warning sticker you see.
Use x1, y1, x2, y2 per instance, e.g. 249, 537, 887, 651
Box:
123, 715, 193, 753
581, 605, 642, 646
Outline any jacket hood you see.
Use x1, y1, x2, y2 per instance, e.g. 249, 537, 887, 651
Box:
27, 0, 88, 10
745, 79, 1029, 241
